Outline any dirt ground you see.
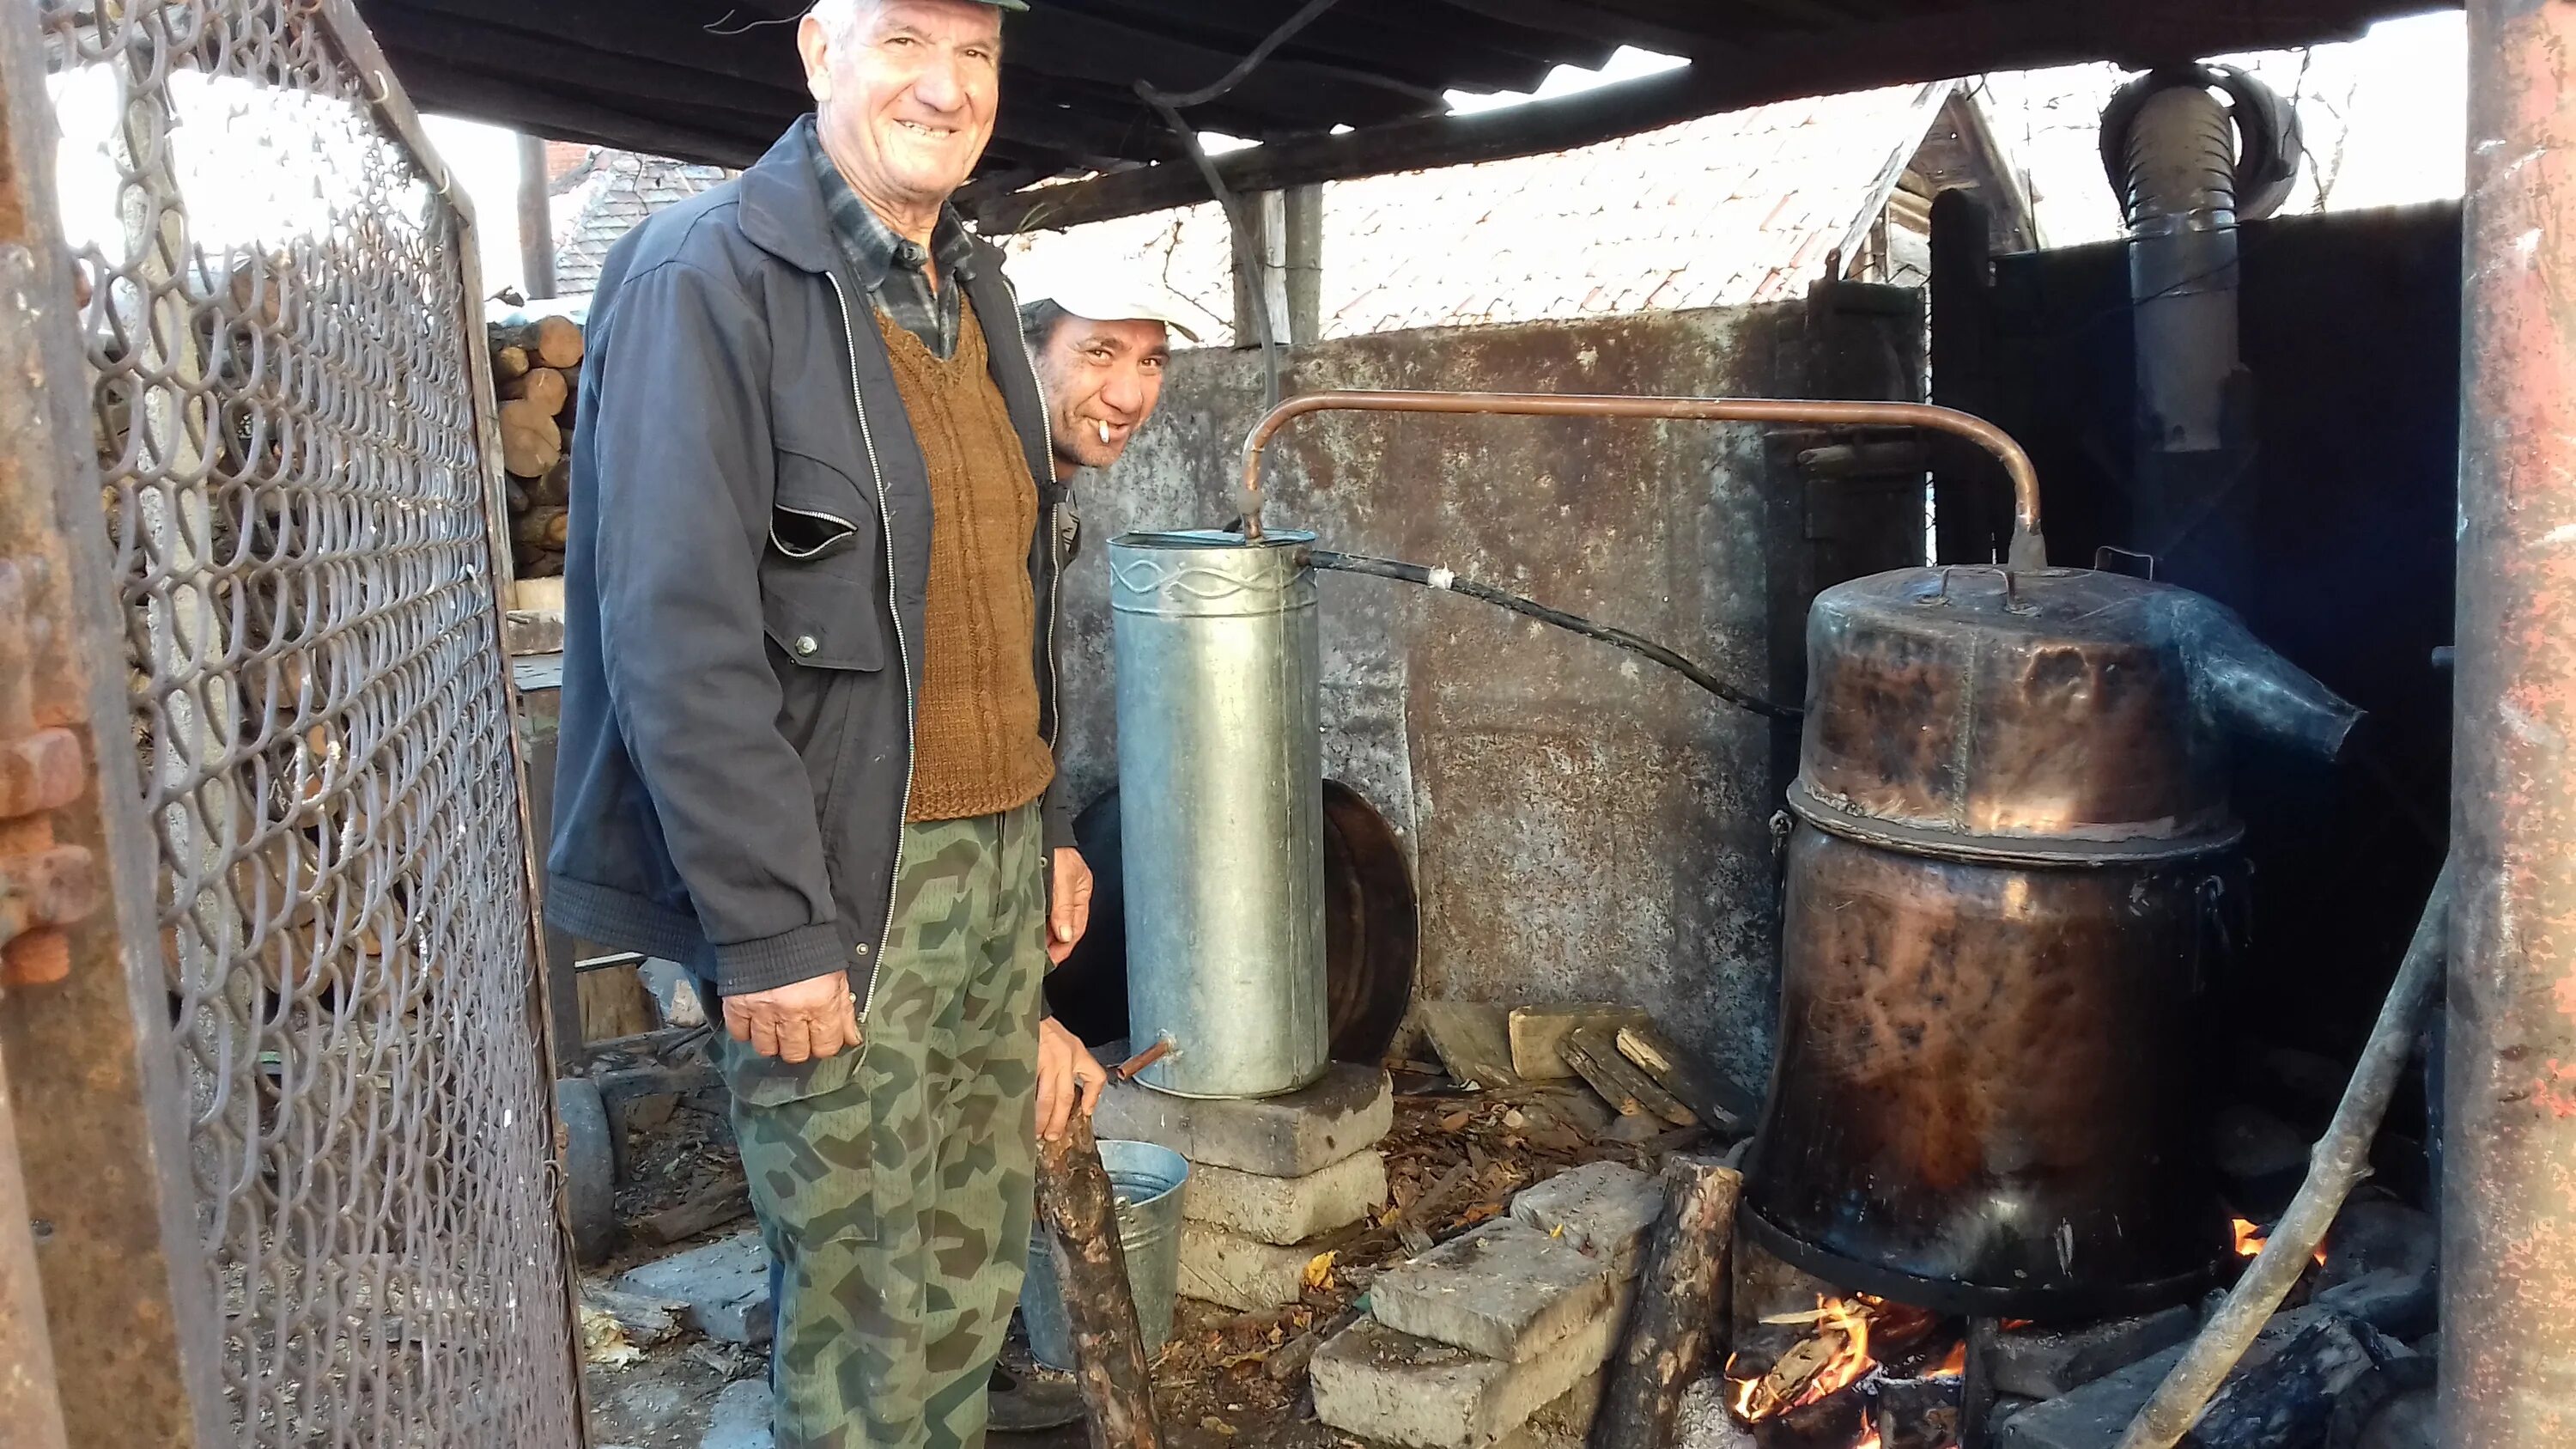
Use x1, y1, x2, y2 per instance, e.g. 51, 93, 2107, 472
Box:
580, 1068, 1714, 1449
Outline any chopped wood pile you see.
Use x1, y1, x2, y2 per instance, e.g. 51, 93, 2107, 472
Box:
490, 314, 583, 580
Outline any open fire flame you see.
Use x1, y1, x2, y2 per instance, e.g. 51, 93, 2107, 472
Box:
2232, 1216, 2329, 1268
1726, 1294, 1965, 1446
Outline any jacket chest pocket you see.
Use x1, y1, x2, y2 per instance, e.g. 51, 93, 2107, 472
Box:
764, 454, 887, 672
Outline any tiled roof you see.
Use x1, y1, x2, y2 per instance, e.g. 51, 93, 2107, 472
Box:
550, 149, 734, 296
999, 80, 1959, 345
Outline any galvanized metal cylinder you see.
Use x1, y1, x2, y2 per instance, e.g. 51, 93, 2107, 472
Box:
1112, 530, 1328, 1098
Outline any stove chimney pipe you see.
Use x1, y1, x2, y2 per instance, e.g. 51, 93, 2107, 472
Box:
2099, 67, 2300, 606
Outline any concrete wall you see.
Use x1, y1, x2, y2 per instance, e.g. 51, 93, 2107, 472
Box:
1053, 294, 1924, 1094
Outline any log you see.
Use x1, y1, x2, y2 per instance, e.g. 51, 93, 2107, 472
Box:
502, 364, 568, 415
1564, 1026, 1694, 1127
1590, 1160, 1743, 1449
642, 1176, 753, 1245
527, 314, 585, 369
493, 344, 531, 383
1508, 1002, 1646, 1080
1036, 1114, 1163, 1449
514, 506, 570, 551
501, 398, 563, 478
505, 477, 532, 515
1617, 1024, 1756, 1137
579, 963, 656, 1044
527, 455, 573, 508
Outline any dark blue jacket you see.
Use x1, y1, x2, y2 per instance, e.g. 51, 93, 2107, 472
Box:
546, 119, 1075, 1009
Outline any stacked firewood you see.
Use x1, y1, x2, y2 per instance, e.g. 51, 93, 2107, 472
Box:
492, 314, 583, 579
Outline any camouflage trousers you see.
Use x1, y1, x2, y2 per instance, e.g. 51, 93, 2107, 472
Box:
711, 805, 1045, 1449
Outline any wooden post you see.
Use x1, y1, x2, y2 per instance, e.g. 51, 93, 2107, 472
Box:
1282, 183, 1322, 344
1035, 1115, 1163, 1449
1230, 191, 1289, 350
1589, 1160, 1743, 1449
517, 132, 556, 301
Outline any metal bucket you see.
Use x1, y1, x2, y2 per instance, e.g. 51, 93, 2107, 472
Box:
1111, 530, 1329, 1099
1021, 1140, 1191, 1371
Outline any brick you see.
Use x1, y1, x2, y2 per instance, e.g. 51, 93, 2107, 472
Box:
1094, 1063, 1392, 1177
1177, 1222, 1325, 1312
1511, 1160, 1663, 1275
1986, 1305, 2196, 1399
1368, 1219, 1628, 1362
1312, 1311, 1622, 1449
1507, 1003, 1648, 1080
1185, 1150, 1388, 1246
617, 1230, 772, 1346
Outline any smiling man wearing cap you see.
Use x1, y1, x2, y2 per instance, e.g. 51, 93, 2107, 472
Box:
1015, 268, 1204, 482
549, 0, 1106, 1444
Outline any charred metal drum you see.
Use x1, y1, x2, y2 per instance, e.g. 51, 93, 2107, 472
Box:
1742, 565, 2359, 1317
1112, 531, 1329, 1099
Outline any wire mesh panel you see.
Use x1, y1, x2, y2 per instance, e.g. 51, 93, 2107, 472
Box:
27, 2, 580, 1443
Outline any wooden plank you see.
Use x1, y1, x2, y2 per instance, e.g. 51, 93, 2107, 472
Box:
1564, 1026, 1694, 1128
1615, 1024, 1755, 1137
1507, 1002, 1648, 1081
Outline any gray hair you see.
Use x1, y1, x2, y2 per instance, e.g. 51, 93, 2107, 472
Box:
806, 0, 880, 43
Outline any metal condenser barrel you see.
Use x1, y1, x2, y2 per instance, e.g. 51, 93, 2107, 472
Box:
1111, 529, 1327, 1099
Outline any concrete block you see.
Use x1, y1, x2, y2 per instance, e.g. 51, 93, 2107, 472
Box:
699, 1378, 772, 1449
1178, 1222, 1325, 1312
1185, 1150, 1388, 1246
1093, 1064, 1393, 1178
1996, 1307, 2329, 1449
1312, 1310, 1622, 1449
1511, 1160, 1663, 1275
617, 1229, 772, 1346
1368, 1219, 1628, 1362
1507, 1004, 1648, 1080
1492, 1373, 1607, 1449
1986, 1305, 2196, 1399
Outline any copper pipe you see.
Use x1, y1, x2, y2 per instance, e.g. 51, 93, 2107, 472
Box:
1236, 390, 2046, 569
1109, 1037, 1176, 1083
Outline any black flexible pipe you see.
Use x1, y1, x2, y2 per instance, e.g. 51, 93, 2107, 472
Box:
1309, 549, 1800, 721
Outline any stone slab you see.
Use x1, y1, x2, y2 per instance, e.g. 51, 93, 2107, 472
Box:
1368, 1219, 1628, 1362
1507, 1004, 1648, 1080
1511, 1160, 1663, 1276
1093, 1063, 1393, 1178
1422, 1002, 1520, 1090
617, 1230, 772, 1346
1996, 1307, 2329, 1449
1986, 1305, 2196, 1399
699, 1378, 772, 1449
1185, 1150, 1388, 1246
1178, 1222, 1326, 1312
1312, 1310, 1622, 1449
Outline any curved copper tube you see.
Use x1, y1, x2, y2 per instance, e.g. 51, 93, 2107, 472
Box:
1236, 390, 2047, 569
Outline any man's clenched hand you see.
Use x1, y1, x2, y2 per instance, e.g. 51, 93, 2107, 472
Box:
725, 971, 863, 1062
1036, 1017, 1106, 1142
1048, 847, 1094, 965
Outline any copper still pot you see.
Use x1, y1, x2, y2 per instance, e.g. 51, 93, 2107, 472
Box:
1741, 565, 2360, 1318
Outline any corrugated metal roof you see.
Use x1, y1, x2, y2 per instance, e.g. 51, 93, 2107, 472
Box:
999, 82, 1955, 343
547, 149, 734, 295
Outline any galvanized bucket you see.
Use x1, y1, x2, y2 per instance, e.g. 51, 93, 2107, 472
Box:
1022, 1140, 1192, 1371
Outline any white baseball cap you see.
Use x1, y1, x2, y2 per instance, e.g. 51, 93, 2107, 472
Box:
1008, 253, 1204, 344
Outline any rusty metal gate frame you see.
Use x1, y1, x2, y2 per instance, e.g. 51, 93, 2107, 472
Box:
0, 0, 583, 1442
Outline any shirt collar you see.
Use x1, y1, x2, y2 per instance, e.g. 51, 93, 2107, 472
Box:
805, 123, 978, 289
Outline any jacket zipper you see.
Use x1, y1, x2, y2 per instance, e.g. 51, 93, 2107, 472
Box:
824, 270, 913, 1025
997, 271, 1066, 749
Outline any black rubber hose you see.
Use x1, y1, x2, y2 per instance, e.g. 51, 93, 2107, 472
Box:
1309, 549, 1801, 721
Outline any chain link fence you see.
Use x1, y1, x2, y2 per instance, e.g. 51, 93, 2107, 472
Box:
14, 1, 581, 1442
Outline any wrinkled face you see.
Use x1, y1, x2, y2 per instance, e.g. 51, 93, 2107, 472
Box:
799, 0, 1000, 221
1036, 315, 1172, 472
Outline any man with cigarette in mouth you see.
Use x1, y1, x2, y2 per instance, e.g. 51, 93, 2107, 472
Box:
1014, 265, 1201, 484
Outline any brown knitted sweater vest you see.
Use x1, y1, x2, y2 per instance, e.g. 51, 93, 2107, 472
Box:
874, 300, 1054, 822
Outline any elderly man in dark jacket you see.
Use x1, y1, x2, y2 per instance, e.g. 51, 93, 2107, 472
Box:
547, 1, 1106, 1443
